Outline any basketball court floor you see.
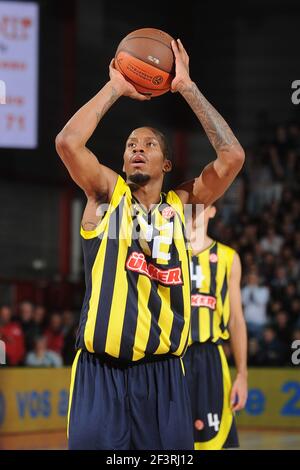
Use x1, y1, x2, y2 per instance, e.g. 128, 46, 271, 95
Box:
0, 429, 299, 450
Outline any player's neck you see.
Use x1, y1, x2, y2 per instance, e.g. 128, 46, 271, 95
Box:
131, 181, 163, 211
191, 234, 214, 256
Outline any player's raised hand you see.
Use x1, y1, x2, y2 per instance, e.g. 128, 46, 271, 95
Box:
171, 39, 191, 93
230, 374, 248, 412
109, 59, 151, 101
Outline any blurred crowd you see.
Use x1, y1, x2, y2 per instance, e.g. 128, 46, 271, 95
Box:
1, 121, 300, 367
215, 120, 300, 366
0, 301, 78, 367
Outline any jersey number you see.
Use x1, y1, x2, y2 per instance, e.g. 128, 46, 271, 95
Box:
152, 222, 174, 261
207, 412, 220, 432
190, 262, 205, 288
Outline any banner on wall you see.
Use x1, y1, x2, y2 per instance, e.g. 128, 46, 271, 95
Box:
0, 368, 69, 434
0, 368, 299, 434
235, 368, 300, 428
0, 1, 39, 148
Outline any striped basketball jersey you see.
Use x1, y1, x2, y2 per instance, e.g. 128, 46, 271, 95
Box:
189, 241, 235, 344
76, 175, 191, 362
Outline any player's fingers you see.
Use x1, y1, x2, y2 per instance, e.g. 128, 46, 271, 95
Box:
133, 92, 151, 101
109, 58, 116, 69
177, 39, 189, 61
233, 400, 243, 412
232, 391, 248, 411
177, 38, 187, 54
230, 388, 237, 407
238, 394, 248, 410
171, 40, 180, 57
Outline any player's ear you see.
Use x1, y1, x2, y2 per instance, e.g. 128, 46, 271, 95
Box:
163, 159, 172, 174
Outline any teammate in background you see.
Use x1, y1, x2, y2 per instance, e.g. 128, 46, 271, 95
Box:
184, 205, 248, 450
56, 39, 245, 450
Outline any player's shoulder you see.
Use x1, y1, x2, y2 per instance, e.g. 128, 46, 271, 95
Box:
216, 241, 237, 259
166, 188, 183, 203
165, 189, 185, 219
111, 174, 131, 198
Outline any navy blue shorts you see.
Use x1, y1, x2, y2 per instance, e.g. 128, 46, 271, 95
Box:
183, 342, 239, 450
68, 350, 194, 450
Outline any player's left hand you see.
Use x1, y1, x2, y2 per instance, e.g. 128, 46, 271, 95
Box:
171, 39, 192, 93
230, 374, 248, 411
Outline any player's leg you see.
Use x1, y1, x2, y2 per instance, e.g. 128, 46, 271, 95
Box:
68, 351, 130, 450
184, 342, 237, 450
218, 345, 239, 449
128, 357, 194, 450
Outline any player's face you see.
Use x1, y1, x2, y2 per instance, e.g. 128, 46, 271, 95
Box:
123, 127, 170, 182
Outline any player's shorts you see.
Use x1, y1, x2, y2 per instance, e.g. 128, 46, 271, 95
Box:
183, 341, 239, 450
67, 350, 194, 450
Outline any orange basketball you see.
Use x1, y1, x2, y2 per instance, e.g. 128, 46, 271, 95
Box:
115, 28, 175, 97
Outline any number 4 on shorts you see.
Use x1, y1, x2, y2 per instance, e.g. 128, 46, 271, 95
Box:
207, 412, 220, 431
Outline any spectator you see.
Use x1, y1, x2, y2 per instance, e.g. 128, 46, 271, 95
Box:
288, 122, 300, 154
242, 273, 270, 337
31, 304, 47, 339
25, 336, 62, 367
291, 299, 300, 327
257, 326, 288, 366
218, 175, 245, 224
287, 258, 300, 282
260, 227, 283, 255
0, 305, 25, 365
61, 310, 75, 337
282, 283, 298, 312
245, 148, 273, 214
292, 328, 300, 342
274, 310, 292, 348
294, 231, 300, 258
247, 337, 260, 366
44, 312, 64, 355
271, 266, 288, 291
61, 309, 77, 365
17, 301, 36, 351
260, 252, 276, 284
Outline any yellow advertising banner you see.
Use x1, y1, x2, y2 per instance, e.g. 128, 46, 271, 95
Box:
0, 368, 70, 434
0, 367, 299, 434
234, 368, 300, 429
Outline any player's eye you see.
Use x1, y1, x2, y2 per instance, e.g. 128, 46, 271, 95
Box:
128, 142, 135, 147
147, 141, 156, 147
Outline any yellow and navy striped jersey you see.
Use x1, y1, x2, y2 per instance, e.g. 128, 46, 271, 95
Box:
189, 241, 235, 344
76, 176, 191, 362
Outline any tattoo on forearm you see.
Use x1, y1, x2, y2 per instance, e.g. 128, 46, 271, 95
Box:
181, 82, 240, 153
96, 86, 118, 124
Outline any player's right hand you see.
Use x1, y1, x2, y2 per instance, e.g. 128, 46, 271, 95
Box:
109, 59, 151, 101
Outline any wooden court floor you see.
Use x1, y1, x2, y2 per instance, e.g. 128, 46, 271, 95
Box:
0, 429, 299, 450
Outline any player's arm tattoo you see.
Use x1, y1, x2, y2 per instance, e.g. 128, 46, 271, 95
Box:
96, 86, 119, 124
180, 82, 242, 154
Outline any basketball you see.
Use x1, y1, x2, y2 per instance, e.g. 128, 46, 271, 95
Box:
115, 28, 175, 97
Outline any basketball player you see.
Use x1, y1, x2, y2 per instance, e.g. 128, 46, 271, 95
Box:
183, 205, 248, 450
55, 39, 245, 450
